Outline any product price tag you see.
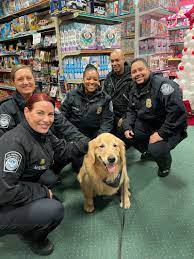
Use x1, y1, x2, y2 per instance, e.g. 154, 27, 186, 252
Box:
33, 33, 41, 45
50, 86, 58, 97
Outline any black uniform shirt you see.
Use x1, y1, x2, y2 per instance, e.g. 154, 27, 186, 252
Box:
122, 73, 187, 139
0, 119, 88, 207
0, 91, 89, 144
103, 62, 132, 118
60, 85, 113, 139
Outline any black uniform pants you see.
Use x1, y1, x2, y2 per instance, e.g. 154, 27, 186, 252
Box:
0, 198, 64, 242
124, 126, 183, 171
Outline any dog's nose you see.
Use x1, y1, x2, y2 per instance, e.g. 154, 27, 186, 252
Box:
108, 156, 115, 163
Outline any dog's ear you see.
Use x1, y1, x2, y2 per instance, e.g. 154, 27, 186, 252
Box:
116, 138, 126, 164
85, 138, 97, 165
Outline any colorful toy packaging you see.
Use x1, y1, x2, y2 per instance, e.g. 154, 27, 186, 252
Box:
138, 0, 179, 13
119, 0, 135, 15
96, 24, 121, 49
60, 22, 97, 52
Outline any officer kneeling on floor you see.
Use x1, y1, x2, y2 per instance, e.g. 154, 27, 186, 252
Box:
122, 58, 187, 177
0, 93, 88, 256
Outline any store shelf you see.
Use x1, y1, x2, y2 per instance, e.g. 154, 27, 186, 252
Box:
119, 13, 135, 20
59, 12, 122, 25
170, 42, 184, 46
0, 25, 55, 43
122, 33, 135, 39
139, 52, 172, 57
0, 0, 50, 23
139, 35, 168, 41
0, 69, 12, 73
0, 84, 15, 91
66, 79, 82, 84
0, 32, 34, 42
168, 58, 181, 61
37, 24, 55, 33
0, 52, 20, 57
124, 51, 134, 55
167, 25, 189, 31
139, 7, 175, 19
62, 49, 114, 58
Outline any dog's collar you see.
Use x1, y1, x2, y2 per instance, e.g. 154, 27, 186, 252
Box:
103, 170, 122, 188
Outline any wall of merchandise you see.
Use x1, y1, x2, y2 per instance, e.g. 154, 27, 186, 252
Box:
0, 0, 193, 100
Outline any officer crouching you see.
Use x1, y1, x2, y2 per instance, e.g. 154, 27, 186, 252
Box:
122, 58, 187, 177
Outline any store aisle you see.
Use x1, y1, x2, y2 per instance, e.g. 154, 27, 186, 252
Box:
0, 127, 194, 259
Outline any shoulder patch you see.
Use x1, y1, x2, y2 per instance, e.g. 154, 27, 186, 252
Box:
0, 96, 12, 104
0, 114, 11, 128
160, 83, 174, 95
4, 151, 22, 173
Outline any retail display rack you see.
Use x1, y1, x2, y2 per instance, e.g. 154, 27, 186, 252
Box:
0, 0, 58, 99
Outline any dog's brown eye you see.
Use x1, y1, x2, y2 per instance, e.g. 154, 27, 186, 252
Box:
99, 144, 105, 148
113, 144, 117, 147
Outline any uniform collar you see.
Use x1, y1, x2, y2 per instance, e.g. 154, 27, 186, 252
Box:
77, 84, 102, 99
22, 119, 47, 142
133, 74, 153, 97
12, 91, 27, 111
112, 62, 131, 77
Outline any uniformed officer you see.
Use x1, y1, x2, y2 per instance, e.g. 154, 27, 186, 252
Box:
0, 93, 88, 256
103, 49, 133, 136
0, 64, 89, 143
122, 58, 187, 177
60, 64, 114, 139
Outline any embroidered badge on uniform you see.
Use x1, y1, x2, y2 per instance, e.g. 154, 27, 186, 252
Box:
146, 98, 152, 108
0, 114, 11, 128
4, 151, 22, 173
96, 107, 102, 114
160, 84, 174, 95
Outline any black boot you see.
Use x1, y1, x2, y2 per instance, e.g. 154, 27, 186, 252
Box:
19, 235, 54, 256
158, 169, 170, 177
28, 238, 54, 256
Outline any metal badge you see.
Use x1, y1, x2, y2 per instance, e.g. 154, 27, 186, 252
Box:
146, 98, 152, 108
96, 107, 102, 114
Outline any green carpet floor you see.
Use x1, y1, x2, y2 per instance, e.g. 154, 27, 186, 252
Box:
1, 127, 194, 259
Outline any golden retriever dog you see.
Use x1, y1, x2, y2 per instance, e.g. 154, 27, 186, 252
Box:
78, 133, 131, 213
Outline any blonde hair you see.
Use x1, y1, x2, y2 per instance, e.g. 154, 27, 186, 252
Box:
10, 65, 33, 82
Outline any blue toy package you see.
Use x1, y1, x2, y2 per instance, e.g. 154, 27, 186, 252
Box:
50, 0, 61, 14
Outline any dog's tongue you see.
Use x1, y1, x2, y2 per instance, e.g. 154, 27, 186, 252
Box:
106, 164, 116, 173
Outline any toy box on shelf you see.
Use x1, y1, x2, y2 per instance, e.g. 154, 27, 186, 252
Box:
138, 0, 179, 12
0, 0, 43, 16
63, 55, 110, 81
119, 0, 135, 15
106, 1, 119, 16
50, 0, 134, 17
50, 0, 89, 15
140, 19, 167, 38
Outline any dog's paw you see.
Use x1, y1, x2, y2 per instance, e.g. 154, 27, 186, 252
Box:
120, 199, 131, 209
84, 203, 94, 213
